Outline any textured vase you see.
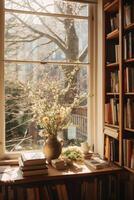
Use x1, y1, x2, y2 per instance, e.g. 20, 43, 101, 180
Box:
43, 135, 62, 162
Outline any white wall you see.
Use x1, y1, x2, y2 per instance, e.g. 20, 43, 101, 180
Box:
94, 0, 104, 157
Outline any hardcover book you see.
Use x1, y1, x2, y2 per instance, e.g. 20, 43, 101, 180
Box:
21, 151, 46, 166
84, 157, 109, 170
22, 168, 48, 177
18, 157, 47, 171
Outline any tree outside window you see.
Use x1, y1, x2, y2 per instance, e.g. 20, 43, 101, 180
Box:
5, 0, 89, 151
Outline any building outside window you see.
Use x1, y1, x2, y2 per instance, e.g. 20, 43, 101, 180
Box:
0, 0, 96, 154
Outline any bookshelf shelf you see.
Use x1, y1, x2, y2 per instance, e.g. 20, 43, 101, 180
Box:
106, 63, 119, 68
124, 23, 134, 31
124, 166, 134, 173
124, 128, 134, 133
106, 93, 119, 96
124, 58, 134, 63
104, 0, 119, 13
124, 93, 134, 96
114, 161, 120, 166
106, 29, 119, 40
105, 123, 119, 129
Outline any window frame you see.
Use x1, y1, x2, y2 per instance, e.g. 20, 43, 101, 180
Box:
0, 0, 97, 159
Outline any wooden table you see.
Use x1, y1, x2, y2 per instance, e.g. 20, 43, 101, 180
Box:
0, 163, 122, 200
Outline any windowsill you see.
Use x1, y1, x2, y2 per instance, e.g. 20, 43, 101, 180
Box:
0, 158, 18, 166
0, 162, 122, 185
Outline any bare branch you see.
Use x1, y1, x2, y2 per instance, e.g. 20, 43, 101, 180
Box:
79, 46, 88, 62
11, 13, 67, 54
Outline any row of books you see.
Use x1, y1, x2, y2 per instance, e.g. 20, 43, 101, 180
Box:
109, 13, 119, 32
106, 43, 120, 64
105, 136, 119, 162
104, 126, 119, 139
124, 98, 134, 129
123, 174, 134, 200
124, 2, 134, 27
110, 70, 119, 93
123, 139, 134, 169
19, 151, 48, 177
124, 67, 134, 93
106, 2, 134, 31
0, 175, 120, 200
105, 98, 119, 125
124, 31, 134, 60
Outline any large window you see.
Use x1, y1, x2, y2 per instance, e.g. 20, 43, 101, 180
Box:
1, 0, 94, 152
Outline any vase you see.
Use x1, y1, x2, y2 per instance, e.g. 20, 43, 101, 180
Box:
43, 135, 62, 162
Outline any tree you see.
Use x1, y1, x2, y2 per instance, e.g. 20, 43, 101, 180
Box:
5, 0, 88, 151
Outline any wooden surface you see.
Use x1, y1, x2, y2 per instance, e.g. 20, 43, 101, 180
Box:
0, 163, 122, 186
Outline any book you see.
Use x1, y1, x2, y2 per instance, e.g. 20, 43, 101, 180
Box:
105, 136, 110, 160
104, 126, 119, 139
21, 151, 46, 166
124, 4, 131, 26
124, 2, 134, 26
22, 168, 48, 177
105, 103, 112, 124
51, 159, 66, 170
84, 157, 109, 170
125, 98, 134, 129
18, 157, 47, 171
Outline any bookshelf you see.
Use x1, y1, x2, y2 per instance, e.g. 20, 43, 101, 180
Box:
103, 0, 134, 172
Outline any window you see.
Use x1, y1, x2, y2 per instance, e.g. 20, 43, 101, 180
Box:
0, 0, 96, 154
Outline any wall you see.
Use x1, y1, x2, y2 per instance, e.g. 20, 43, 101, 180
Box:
95, 0, 104, 157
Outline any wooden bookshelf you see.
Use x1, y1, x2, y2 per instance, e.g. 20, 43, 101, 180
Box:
103, 0, 134, 172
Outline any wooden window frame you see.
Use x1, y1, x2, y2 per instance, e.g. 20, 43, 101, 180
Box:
0, 0, 97, 159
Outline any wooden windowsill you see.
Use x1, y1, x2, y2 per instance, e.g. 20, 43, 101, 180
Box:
0, 159, 18, 166
0, 162, 122, 186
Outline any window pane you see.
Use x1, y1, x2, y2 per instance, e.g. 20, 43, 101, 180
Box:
5, 0, 88, 17
5, 63, 88, 151
5, 13, 88, 62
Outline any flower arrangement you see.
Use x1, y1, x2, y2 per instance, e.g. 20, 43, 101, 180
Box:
26, 64, 87, 138
39, 106, 72, 136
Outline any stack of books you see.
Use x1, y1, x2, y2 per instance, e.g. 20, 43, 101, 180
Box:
19, 151, 48, 177
84, 156, 109, 170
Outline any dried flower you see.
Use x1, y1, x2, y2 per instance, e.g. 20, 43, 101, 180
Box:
27, 65, 87, 137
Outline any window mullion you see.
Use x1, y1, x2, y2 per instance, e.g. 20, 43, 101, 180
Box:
0, 0, 5, 156
4, 59, 90, 66
5, 8, 88, 20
